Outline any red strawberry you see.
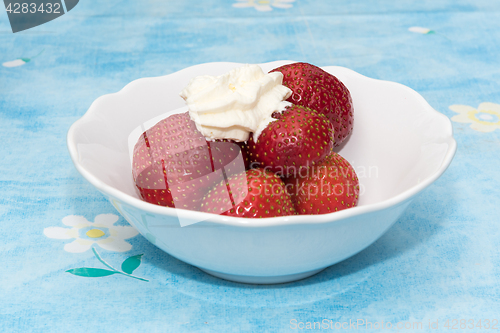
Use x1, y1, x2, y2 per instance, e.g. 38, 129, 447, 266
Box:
285, 152, 359, 215
132, 112, 246, 210
200, 168, 296, 218
212, 140, 251, 171
270, 62, 353, 146
234, 140, 253, 170
246, 105, 334, 174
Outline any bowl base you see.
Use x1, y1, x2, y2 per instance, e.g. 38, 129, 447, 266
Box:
198, 267, 326, 284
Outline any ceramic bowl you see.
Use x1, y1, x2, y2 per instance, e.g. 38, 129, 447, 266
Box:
67, 61, 456, 284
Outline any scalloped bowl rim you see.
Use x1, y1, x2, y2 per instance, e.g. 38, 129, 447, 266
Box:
67, 61, 457, 228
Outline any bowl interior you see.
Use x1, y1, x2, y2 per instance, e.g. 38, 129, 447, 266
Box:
69, 61, 454, 214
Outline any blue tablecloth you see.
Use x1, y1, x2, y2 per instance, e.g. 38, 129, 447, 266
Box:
1, 1, 499, 332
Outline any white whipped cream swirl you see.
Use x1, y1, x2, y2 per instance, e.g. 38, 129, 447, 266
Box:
179, 64, 292, 142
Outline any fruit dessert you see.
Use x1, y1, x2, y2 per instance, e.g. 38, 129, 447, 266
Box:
132, 62, 359, 218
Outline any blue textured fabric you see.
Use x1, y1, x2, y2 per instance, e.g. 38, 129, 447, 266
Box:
1, 0, 499, 332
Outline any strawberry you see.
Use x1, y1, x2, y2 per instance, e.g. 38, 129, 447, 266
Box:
270, 62, 354, 146
212, 140, 251, 171
234, 140, 253, 170
246, 105, 334, 174
132, 112, 246, 210
285, 152, 359, 215
200, 168, 296, 218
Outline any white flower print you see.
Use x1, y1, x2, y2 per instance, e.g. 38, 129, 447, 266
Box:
233, 0, 295, 12
2, 59, 28, 67
44, 214, 139, 253
450, 102, 500, 133
3, 50, 44, 67
408, 27, 434, 34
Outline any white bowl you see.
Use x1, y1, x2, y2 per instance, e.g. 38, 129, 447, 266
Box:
67, 61, 456, 284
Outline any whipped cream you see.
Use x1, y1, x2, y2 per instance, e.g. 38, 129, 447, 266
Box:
179, 64, 292, 142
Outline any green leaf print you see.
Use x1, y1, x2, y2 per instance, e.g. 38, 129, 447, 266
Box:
121, 254, 143, 274
66, 268, 118, 277
65, 248, 149, 282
